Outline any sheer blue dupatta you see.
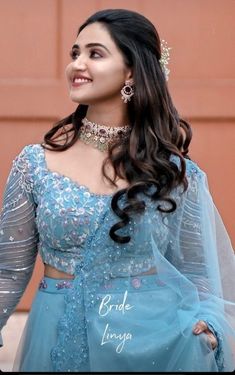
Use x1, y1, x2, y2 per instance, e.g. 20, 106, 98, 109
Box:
149, 161, 235, 371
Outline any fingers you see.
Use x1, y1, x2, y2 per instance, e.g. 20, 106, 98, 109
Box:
193, 320, 208, 334
206, 331, 218, 350
192, 320, 218, 350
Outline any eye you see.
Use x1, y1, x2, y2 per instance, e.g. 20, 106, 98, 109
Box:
69, 49, 79, 60
90, 50, 102, 58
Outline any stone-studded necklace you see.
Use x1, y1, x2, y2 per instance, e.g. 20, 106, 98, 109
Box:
78, 117, 132, 152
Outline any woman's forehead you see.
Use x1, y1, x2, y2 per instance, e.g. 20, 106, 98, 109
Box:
75, 23, 113, 48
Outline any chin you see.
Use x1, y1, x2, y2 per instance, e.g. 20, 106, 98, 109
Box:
69, 94, 86, 104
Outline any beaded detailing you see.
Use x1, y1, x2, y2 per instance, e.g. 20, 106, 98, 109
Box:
1, 149, 34, 213
78, 117, 131, 152
56, 280, 73, 290
0, 145, 39, 334
39, 279, 48, 290
39, 278, 73, 291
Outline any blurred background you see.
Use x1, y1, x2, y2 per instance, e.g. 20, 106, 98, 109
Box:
0, 0, 234, 370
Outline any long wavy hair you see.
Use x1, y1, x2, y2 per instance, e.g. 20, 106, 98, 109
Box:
43, 9, 193, 243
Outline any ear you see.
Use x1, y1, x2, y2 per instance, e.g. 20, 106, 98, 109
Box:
125, 70, 134, 86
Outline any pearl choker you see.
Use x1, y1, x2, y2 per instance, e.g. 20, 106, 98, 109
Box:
78, 117, 131, 152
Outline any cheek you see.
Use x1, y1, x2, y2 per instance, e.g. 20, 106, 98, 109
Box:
65, 63, 72, 82
94, 63, 126, 87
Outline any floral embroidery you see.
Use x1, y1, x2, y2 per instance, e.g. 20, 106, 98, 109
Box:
131, 277, 141, 289
56, 280, 73, 290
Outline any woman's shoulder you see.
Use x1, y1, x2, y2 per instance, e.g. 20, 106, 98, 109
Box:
13, 143, 44, 174
16, 143, 42, 158
22, 143, 42, 153
184, 158, 206, 180
170, 154, 206, 180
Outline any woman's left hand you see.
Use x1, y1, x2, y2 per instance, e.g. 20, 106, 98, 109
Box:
193, 320, 218, 350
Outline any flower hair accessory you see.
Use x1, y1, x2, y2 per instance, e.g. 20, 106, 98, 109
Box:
159, 39, 172, 81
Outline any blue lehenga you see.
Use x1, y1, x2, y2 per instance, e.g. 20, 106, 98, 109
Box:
0, 144, 235, 372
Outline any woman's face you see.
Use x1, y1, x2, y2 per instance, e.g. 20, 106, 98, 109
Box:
65, 22, 132, 106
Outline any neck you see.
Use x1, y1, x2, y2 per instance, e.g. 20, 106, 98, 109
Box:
86, 103, 129, 127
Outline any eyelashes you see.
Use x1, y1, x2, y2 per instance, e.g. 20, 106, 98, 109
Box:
69, 49, 103, 60
69, 49, 78, 60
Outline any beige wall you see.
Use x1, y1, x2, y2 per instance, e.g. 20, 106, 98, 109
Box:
0, 0, 234, 310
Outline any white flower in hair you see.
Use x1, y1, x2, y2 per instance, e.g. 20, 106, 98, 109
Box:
159, 39, 172, 81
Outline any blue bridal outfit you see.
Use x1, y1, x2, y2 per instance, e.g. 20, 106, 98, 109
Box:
0, 144, 235, 372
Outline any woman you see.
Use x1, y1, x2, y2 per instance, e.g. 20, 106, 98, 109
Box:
0, 8, 235, 372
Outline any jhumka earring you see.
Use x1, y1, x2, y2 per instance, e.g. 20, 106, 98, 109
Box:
121, 80, 134, 103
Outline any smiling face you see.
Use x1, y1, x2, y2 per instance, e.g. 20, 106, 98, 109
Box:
65, 22, 132, 106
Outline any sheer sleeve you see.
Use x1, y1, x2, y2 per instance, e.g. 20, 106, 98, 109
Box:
163, 162, 235, 371
178, 165, 235, 304
0, 147, 39, 346
177, 167, 224, 299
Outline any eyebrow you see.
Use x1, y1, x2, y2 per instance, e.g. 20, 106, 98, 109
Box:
71, 43, 111, 54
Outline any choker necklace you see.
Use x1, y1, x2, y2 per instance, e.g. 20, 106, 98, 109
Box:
78, 117, 131, 152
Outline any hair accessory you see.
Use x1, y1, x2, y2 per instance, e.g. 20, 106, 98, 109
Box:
159, 40, 172, 81
79, 117, 131, 152
121, 81, 134, 103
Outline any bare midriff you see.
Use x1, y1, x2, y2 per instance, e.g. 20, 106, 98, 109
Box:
44, 264, 75, 279
44, 264, 157, 280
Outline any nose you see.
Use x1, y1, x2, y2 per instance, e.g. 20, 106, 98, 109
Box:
72, 54, 87, 70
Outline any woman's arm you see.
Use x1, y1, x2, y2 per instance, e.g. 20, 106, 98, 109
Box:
0, 147, 39, 346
